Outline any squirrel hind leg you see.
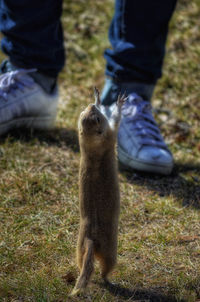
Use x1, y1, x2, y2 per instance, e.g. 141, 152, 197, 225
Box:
77, 247, 84, 271
99, 255, 116, 282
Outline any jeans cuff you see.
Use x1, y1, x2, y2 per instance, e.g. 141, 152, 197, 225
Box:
101, 77, 155, 105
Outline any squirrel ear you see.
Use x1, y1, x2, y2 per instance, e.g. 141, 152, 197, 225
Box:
94, 86, 101, 108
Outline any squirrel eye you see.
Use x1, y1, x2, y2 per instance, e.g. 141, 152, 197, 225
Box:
96, 117, 100, 123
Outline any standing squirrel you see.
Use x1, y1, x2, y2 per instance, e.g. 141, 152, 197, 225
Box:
71, 88, 126, 295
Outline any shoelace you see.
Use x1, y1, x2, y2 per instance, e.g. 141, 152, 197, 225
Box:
0, 69, 36, 101
122, 93, 168, 150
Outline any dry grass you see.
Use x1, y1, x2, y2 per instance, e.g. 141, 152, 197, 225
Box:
0, 0, 200, 301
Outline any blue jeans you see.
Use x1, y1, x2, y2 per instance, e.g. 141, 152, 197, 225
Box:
0, 0, 64, 77
105, 0, 177, 84
0, 0, 177, 82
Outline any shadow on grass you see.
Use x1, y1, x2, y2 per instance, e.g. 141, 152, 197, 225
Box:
1, 128, 199, 209
122, 161, 200, 209
100, 281, 182, 302
0, 127, 79, 152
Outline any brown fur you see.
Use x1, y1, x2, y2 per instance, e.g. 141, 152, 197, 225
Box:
71, 90, 126, 295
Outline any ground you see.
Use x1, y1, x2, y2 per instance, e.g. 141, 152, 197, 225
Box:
0, 0, 200, 301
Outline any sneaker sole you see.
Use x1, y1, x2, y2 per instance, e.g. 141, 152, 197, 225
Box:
118, 145, 173, 175
0, 116, 56, 135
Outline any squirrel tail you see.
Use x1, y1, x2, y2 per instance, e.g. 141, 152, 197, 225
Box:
71, 238, 94, 296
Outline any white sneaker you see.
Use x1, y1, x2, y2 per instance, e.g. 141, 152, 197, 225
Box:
0, 67, 58, 135
101, 93, 174, 175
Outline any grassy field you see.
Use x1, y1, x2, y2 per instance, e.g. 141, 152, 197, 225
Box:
0, 0, 200, 301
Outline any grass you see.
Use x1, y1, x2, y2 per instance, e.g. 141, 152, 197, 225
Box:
0, 0, 200, 301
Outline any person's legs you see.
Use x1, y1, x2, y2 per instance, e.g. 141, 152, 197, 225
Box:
104, 0, 177, 87
0, 0, 64, 78
0, 0, 64, 135
101, 0, 177, 174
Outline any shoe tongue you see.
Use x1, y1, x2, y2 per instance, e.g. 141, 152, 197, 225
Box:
30, 72, 57, 94
0, 60, 17, 74
128, 92, 143, 104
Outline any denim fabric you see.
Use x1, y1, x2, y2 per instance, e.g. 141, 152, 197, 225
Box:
0, 0, 65, 77
0, 0, 177, 81
101, 77, 155, 105
105, 0, 177, 84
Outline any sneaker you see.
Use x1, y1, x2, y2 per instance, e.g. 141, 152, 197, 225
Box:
0, 60, 58, 135
101, 85, 173, 175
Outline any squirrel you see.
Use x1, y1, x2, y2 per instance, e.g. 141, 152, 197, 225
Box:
71, 88, 126, 295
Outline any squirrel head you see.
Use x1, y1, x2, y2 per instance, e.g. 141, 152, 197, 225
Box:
78, 103, 112, 152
